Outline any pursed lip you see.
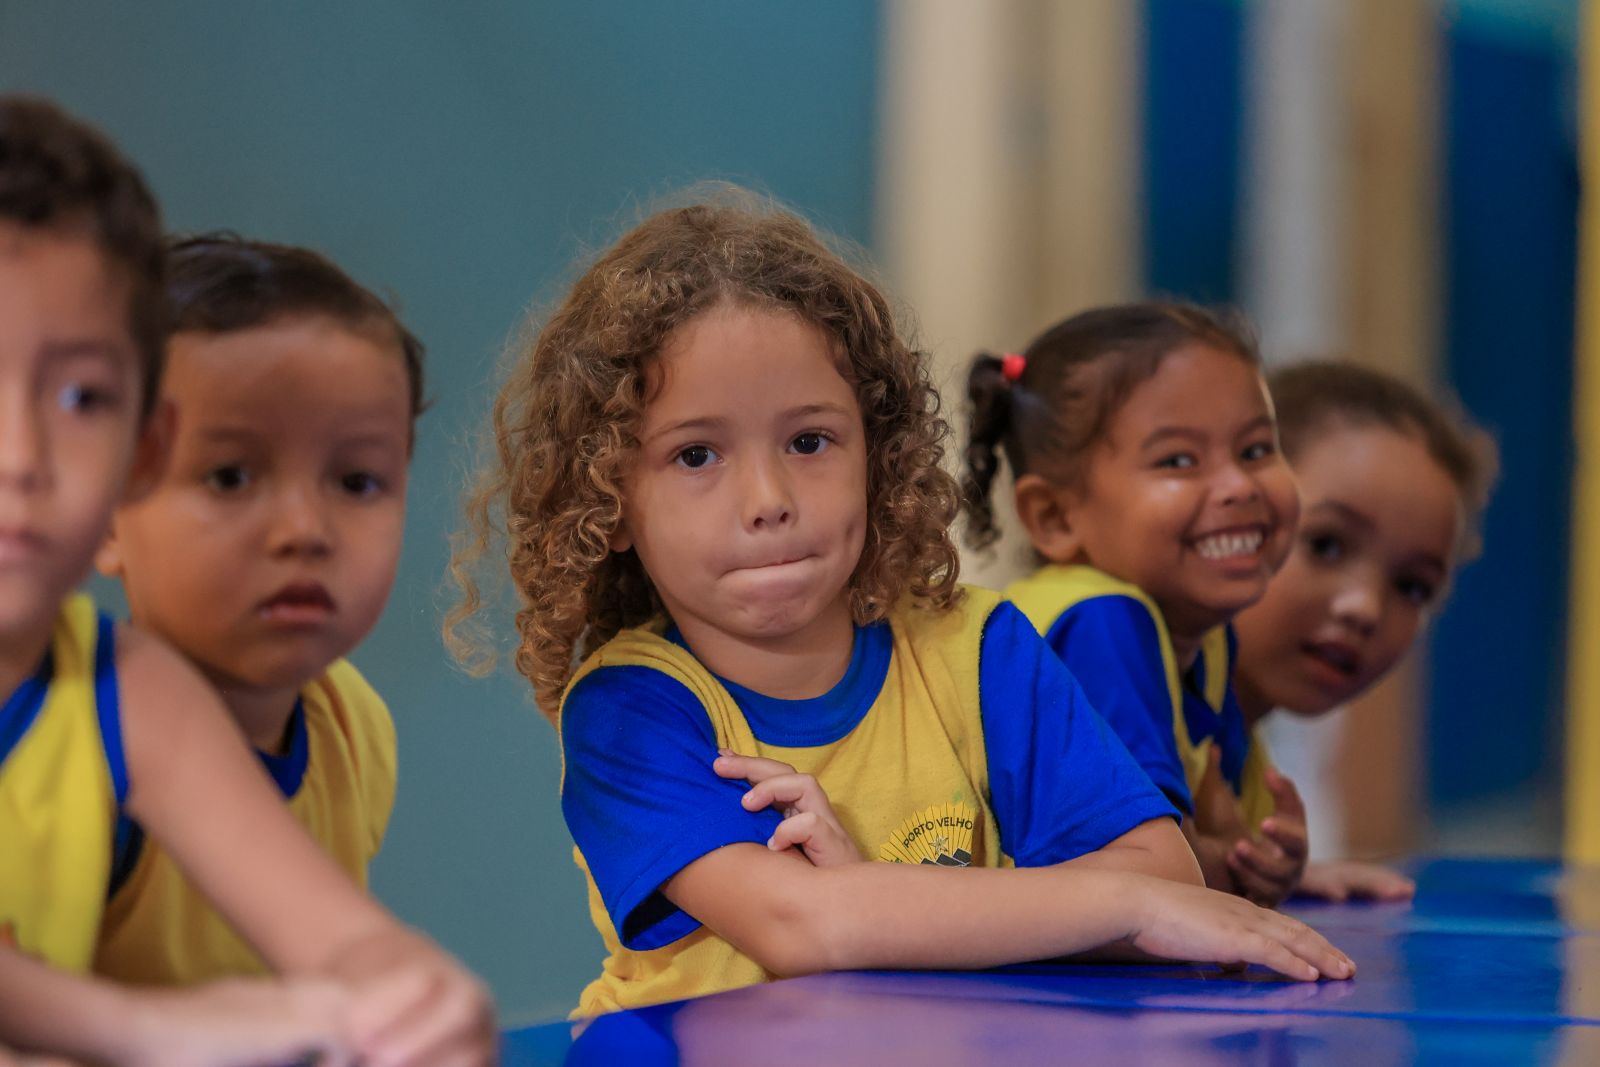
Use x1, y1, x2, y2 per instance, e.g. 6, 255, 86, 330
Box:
729, 552, 815, 573
0, 525, 47, 565
256, 580, 337, 623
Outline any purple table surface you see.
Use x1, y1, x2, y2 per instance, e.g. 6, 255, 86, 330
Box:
501, 857, 1600, 1066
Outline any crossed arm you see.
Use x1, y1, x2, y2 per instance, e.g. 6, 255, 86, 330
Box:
692, 754, 1351, 982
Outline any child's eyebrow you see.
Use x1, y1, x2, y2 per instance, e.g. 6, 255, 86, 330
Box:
1309, 499, 1376, 532
784, 402, 853, 421
42, 338, 126, 363
646, 415, 727, 443
194, 424, 264, 445
1234, 414, 1275, 439
1138, 425, 1205, 450
646, 403, 853, 443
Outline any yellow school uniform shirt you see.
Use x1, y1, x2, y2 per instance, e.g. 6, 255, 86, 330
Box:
1006, 564, 1274, 830
559, 585, 1178, 1015
0, 595, 125, 971
94, 659, 396, 984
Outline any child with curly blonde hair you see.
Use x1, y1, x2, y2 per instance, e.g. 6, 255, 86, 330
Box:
450, 195, 1352, 1015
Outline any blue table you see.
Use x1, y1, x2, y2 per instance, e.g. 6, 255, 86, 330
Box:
502, 858, 1600, 1065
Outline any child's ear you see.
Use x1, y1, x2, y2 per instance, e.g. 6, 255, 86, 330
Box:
1013, 473, 1083, 564
122, 398, 173, 506
94, 521, 125, 578
608, 520, 633, 553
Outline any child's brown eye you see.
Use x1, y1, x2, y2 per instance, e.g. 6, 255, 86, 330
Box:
790, 432, 827, 455
676, 445, 715, 469
1397, 576, 1436, 606
1306, 532, 1344, 562
57, 382, 118, 414
342, 472, 383, 496
205, 465, 250, 492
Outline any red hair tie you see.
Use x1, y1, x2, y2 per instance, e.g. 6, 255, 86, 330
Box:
1000, 352, 1026, 383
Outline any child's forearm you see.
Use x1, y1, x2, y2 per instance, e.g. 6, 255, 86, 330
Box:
669, 846, 1147, 976
0, 947, 148, 1063
667, 842, 1350, 982
1056, 817, 1203, 886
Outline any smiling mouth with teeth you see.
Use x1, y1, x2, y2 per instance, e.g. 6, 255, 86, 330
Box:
1193, 528, 1265, 561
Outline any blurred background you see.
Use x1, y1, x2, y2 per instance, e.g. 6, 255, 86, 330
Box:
0, 0, 1585, 1023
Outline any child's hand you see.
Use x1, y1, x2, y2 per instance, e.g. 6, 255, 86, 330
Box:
1298, 860, 1416, 903
713, 750, 862, 867
326, 928, 497, 1067
1225, 768, 1309, 908
119, 977, 356, 1067
1186, 745, 1249, 891
1124, 875, 1356, 982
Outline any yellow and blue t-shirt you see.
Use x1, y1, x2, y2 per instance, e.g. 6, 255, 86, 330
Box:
0, 594, 126, 972
1006, 564, 1273, 829
559, 586, 1176, 1015
93, 659, 396, 984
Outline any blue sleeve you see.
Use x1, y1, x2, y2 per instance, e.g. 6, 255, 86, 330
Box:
1045, 596, 1193, 814
978, 602, 1178, 867
561, 666, 784, 951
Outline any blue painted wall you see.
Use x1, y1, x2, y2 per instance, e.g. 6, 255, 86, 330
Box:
0, 0, 879, 1020
1429, 13, 1578, 811
1141, 0, 1245, 304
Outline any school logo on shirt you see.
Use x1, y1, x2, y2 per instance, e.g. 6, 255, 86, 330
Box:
879, 802, 976, 866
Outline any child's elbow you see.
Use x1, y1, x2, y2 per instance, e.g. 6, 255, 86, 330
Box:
738, 886, 847, 978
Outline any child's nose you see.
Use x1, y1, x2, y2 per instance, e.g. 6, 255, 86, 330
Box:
1214, 461, 1261, 506
1331, 575, 1382, 636
269, 484, 333, 557
743, 455, 795, 531
0, 392, 46, 492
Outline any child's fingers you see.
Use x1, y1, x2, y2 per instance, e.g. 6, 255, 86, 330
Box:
1295, 865, 1351, 902
1303, 861, 1415, 902
1228, 840, 1300, 906
1264, 767, 1309, 819
713, 752, 797, 784
1260, 815, 1309, 861
356, 973, 495, 1067
345, 967, 439, 1053
1231, 837, 1291, 879
1237, 913, 1354, 981
1226, 851, 1289, 907
768, 811, 822, 852
742, 773, 831, 816
1226, 930, 1319, 981
1352, 868, 1417, 901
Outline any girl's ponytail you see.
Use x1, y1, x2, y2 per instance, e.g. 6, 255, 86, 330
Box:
962, 351, 1016, 549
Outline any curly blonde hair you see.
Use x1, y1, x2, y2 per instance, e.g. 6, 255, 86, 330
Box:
447, 194, 961, 720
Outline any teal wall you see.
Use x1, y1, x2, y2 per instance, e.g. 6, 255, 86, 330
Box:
0, 1, 879, 1021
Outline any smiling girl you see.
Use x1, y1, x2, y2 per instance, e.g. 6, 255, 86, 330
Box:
966, 304, 1308, 905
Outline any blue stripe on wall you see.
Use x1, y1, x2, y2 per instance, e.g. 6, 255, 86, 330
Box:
1141, 0, 1245, 303
1428, 22, 1578, 809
